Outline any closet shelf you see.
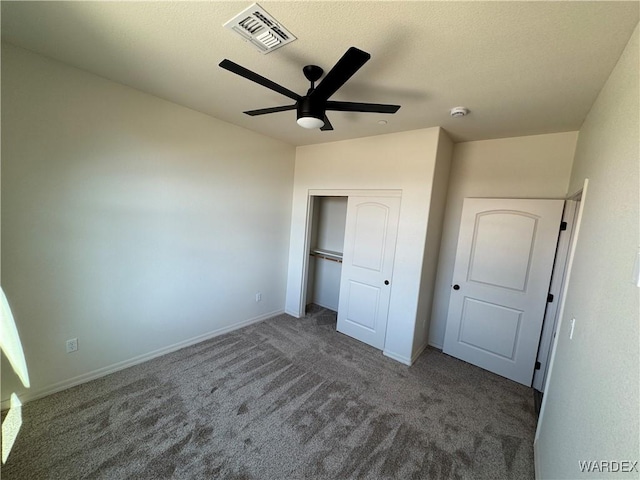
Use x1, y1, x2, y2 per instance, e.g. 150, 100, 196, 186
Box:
310, 248, 343, 263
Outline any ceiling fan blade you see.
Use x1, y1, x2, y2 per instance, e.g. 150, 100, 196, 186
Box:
320, 114, 333, 131
219, 59, 301, 101
244, 105, 297, 116
310, 47, 371, 101
326, 101, 400, 114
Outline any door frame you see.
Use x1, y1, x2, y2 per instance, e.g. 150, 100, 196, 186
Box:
297, 189, 401, 318
534, 180, 589, 456
532, 198, 579, 391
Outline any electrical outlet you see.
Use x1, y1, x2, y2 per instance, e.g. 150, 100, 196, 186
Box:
255, 292, 262, 302
66, 338, 78, 353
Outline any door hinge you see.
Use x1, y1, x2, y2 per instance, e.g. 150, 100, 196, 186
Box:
560, 221, 567, 231
547, 293, 554, 303
535, 361, 541, 370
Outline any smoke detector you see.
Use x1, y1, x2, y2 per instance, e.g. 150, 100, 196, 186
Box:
224, 3, 296, 54
450, 107, 470, 117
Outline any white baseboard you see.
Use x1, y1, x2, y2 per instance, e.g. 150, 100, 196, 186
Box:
411, 342, 429, 364
428, 341, 443, 350
311, 301, 338, 312
284, 308, 301, 318
384, 342, 428, 366
382, 349, 412, 366
1, 310, 283, 410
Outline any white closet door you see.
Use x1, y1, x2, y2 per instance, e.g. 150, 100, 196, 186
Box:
443, 198, 564, 385
337, 196, 400, 350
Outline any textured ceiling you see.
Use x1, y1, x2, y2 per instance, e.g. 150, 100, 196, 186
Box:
2, 1, 638, 146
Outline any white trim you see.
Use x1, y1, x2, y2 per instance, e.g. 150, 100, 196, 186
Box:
383, 349, 412, 366
299, 194, 316, 315
411, 342, 429, 363
1, 309, 283, 410
534, 179, 589, 448
532, 199, 577, 391
310, 301, 338, 311
428, 341, 443, 350
284, 308, 301, 318
308, 189, 402, 198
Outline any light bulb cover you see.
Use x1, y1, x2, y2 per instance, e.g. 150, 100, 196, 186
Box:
297, 116, 325, 129
296, 96, 325, 129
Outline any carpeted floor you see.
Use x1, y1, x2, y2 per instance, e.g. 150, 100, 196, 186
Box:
1, 306, 537, 479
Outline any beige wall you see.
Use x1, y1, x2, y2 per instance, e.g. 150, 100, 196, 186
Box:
286, 128, 449, 364
535, 24, 639, 478
429, 131, 578, 347
413, 128, 453, 357
1, 43, 295, 405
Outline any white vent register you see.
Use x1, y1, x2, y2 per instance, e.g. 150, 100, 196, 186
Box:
224, 3, 296, 54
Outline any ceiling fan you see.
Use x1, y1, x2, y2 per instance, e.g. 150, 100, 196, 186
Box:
219, 47, 400, 131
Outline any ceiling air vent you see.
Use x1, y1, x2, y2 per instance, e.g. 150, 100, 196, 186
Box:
224, 3, 296, 54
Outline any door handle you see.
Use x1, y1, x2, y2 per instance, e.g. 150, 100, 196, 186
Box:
453, 284, 460, 290
384, 280, 390, 285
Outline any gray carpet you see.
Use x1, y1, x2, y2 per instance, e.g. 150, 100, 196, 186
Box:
1, 306, 536, 479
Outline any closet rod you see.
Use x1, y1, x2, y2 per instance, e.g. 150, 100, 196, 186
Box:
310, 252, 343, 264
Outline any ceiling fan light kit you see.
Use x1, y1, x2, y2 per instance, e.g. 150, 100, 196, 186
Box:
297, 70, 326, 129
219, 46, 401, 131
297, 117, 324, 129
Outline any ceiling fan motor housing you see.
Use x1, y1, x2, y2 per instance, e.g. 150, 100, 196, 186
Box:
297, 96, 324, 122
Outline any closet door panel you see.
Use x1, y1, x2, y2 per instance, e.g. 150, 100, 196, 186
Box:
337, 196, 400, 350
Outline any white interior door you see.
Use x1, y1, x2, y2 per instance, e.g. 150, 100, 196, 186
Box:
443, 198, 564, 386
337, 196, 400, 350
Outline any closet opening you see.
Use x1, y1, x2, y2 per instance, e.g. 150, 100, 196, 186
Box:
304, 196, 347, 313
